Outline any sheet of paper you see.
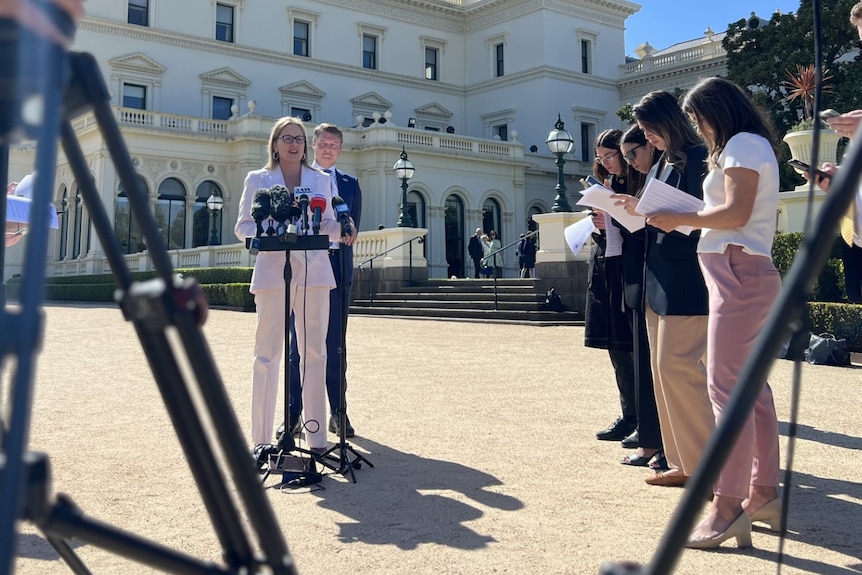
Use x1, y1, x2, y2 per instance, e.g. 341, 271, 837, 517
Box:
603, 212, 623, 257
635, 177, 705, 236
5, 195, 60, 229
564, 216, 595, 257
575, 184, 645, 233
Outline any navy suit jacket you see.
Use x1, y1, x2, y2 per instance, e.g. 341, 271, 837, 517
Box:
643, 145, 709, 316
333, 167, 362, 285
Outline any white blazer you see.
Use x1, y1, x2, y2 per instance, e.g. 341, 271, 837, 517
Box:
234, 166, 341, 292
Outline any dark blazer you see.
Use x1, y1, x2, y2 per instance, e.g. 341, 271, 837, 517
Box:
468, 235, 483, 260
644, 145, 709, 316
333, 168, 362, 285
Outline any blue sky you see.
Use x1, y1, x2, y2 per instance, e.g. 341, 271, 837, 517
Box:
625, 0, 802, 56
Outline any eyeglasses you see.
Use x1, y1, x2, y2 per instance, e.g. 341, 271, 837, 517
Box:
315, 142, 341, 151
594, 151, 619, 164
622, 143, 645, 162
277, 135, 306, 144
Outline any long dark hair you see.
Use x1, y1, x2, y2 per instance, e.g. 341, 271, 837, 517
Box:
620, 125, 660, 195
681, 77, 779, 168
632, 90, 702, 171
592, 128, 622, 181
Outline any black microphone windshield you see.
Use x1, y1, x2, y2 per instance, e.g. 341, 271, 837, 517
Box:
269, 184, 292, 222
251, 188, 272, 222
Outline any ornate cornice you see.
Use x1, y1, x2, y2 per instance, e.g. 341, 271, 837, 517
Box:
310, 0, 464, 33
199, 67, 252, 88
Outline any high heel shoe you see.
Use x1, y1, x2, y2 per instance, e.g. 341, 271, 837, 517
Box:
686, 513, 752, 549
748, 497, 782, 532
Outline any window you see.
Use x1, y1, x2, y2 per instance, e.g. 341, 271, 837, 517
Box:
291, 107, 312, 121
122, 83, 146, 110
294, 20, 309, 57
495, 43, 504, 77
193, 181, 223, 247
115, 176, 148, 254
212, 96, 234, 120
363, 34, 377, 69
216, 4, 234, 43
580, 123, 595, 162
156, 178, 187, 250
425, 47, 438, 80
72, 187, 83, 258
128, 0, 148, 26
580, 39, 591, 74
494, 124, 508, 141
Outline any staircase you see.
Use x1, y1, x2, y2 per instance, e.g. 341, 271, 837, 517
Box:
350, 278, 583, 325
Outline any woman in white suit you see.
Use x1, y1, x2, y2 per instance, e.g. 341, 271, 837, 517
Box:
235, 116, 351, 452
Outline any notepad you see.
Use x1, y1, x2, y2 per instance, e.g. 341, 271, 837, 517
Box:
635, 177, 705, 236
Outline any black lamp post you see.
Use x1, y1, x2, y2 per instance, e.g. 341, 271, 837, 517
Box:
546, 114, 575, 212
393, 146, 415, 227
206, 192, 224, 245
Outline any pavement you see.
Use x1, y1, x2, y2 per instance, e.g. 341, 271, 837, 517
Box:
6, 302, 862, 575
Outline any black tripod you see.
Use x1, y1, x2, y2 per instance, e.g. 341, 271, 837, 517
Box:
318, 246, 374, 482
1, 20, 298, 575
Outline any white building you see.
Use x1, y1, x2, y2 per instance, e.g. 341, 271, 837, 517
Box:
7, 2, 796, 282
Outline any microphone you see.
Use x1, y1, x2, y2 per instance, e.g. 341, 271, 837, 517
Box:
310, 191, 327, 235
332, 195, 353, 237
251, 188, 273, 238
295, 187, 311, 233
269, 185, 295, 243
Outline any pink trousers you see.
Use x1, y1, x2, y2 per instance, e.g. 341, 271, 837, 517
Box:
699, 246, 781, 499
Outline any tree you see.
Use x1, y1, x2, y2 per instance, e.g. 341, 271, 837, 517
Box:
724, 0, 862, 135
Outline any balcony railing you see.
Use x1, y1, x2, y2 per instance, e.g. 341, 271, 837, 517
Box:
620, 43, 726, 77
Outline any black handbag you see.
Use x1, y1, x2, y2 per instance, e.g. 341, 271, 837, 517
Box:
805, 332, 851, 366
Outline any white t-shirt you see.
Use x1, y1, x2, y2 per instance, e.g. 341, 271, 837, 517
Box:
698, 132, 779, 257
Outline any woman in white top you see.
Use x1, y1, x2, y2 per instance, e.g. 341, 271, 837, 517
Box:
647, 77, 782, 549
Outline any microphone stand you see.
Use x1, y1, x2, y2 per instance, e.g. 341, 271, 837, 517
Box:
318, 241, 374, 482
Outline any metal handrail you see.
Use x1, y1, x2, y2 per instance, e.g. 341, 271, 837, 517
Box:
357, 235, 425, 307
480, 229, 538, 310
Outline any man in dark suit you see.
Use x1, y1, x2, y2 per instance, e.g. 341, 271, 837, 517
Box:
468, 227, 483, 278
287, 123, 362, 438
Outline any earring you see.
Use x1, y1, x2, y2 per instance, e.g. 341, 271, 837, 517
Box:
272, 150, 279, 161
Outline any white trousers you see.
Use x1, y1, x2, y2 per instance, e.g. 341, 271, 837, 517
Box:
251, 284, 330, 449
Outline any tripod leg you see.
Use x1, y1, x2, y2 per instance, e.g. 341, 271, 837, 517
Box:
0, 35, 69, 575
59, 52, 297, 574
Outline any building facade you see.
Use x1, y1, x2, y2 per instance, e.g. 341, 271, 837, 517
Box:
8, 2, 799, 282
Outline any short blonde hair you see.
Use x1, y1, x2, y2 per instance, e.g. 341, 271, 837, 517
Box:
851, 1, 862, 25
265, 117, 309, 170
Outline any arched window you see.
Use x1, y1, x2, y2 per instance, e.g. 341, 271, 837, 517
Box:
482, 198, 501, 238
115, 175, 148, 254
444, 195, 465, 278
157, 178, 186, 250
72, 186, 83, 258
193, 181, 223, 247
406, 190, 426, 229
57, 186, 68, 260
407, 190, 427, 257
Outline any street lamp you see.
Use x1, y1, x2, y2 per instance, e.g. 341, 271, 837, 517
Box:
393, 146, 415, 227
206, 192, 224, 245
546, 114, 575, 212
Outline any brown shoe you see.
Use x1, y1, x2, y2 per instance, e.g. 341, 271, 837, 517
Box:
645, 470, 688, 487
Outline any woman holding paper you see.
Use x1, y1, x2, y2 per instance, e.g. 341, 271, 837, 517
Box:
585, 129, 638, 444
615, 91, 714, 490
648, 77, 782, 549
612, 126, 665, 470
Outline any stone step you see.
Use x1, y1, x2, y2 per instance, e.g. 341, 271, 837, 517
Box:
352, 299, 548, 311
349, 305, 582, 325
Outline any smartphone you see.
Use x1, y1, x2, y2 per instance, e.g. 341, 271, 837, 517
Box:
787, 159, 831, 180
819, 109, 841, 119
580, 174, 603, 189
